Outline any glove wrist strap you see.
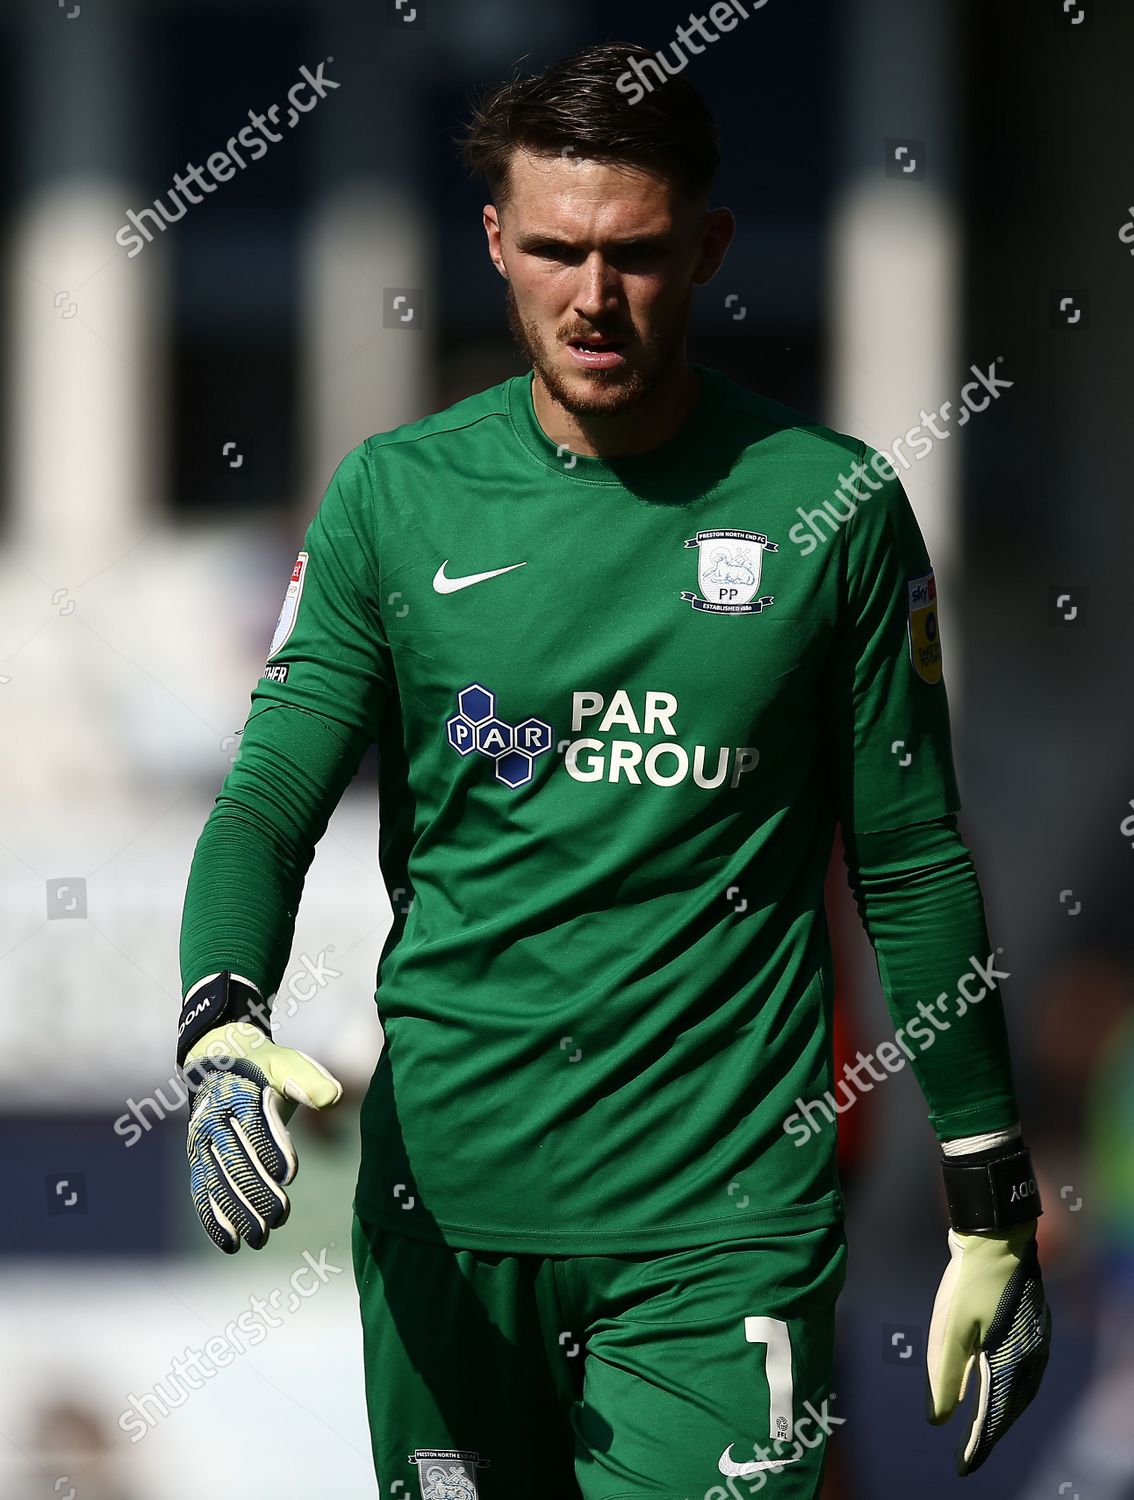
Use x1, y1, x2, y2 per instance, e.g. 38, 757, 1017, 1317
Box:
941, 1141, 1042, 1232
176, 970, 271, 1070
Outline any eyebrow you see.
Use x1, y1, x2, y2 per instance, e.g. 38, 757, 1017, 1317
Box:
512, 232, 675, 253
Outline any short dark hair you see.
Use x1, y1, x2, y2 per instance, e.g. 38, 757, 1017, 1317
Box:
456, 42, 722, 208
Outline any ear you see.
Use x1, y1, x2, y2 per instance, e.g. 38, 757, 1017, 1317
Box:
483, 204, 508, 279
692, 207, 737, 286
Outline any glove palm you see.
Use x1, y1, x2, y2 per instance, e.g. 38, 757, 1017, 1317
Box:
184, 1021, 342, 1253
926, 1220, 1051, 1475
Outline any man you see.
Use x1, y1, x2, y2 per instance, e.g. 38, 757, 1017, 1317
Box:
176, 42, 1050, 1500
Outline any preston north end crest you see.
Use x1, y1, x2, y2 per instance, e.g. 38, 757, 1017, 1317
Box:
410, 1448, 490, 1500
681, 529, 778, 614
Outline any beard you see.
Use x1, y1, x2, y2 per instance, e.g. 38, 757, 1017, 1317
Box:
504, 280, 688, 420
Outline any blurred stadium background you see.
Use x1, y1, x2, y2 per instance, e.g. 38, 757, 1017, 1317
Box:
2, 0, 1133, 1496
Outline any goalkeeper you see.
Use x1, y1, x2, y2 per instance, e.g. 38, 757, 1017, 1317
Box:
176, 40, 1050, 1499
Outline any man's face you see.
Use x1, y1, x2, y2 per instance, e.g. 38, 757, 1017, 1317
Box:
485, 149, 726, 419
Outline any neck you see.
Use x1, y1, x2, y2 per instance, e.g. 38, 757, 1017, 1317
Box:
531, 358, 701, 459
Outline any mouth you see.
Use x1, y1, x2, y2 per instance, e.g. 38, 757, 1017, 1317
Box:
565, 336, 628, 369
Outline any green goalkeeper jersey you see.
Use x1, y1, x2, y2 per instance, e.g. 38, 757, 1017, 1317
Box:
191, 363, 969, 1252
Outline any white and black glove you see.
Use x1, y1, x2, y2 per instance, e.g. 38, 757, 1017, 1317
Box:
926, 1132, 1052, 1475
177, 971, 342, 1253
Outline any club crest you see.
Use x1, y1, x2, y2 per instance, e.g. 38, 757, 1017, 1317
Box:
681, 529, 778, 614
410, 1448, 490, 1500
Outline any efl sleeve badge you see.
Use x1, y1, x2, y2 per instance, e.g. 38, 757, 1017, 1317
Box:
268, 551, 308, 658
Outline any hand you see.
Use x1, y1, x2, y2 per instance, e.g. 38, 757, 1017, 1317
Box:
926, 1219, 1051, 1475
184, 1020, 342, 1253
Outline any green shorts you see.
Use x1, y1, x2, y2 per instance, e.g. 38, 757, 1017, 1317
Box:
352, 1214, 847, 1500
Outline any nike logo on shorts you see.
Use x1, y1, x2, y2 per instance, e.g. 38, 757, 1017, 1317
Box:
718, 1444, 802, 1476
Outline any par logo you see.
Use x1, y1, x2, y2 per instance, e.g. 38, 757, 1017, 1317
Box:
445, 682, 553, 788
269, 551, 308, 657
907, 571, 942, 684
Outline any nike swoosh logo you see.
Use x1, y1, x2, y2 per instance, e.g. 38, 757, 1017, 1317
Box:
718, 1445, 802, 1477
432, 560, 527, 594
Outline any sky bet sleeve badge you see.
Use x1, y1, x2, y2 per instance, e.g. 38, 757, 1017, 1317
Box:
907, 570, 943, 683
681, 528, 778, 614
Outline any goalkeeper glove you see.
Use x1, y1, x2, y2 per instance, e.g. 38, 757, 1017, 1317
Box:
926, 1134, 1052, 1475
177, 971, 342, 1254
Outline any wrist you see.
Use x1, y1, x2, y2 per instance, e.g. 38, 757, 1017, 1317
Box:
939, 1124, 1042, 1233
176, 970, 271, 1070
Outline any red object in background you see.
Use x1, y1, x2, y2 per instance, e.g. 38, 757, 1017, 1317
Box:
826, 831, 866, 1176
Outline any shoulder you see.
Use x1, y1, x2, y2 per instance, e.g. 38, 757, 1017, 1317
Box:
700, 364, 864, 471
317, 377, 514, 510
360, 377, 513, 459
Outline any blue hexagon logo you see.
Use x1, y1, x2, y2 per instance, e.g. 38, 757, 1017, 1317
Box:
445, 684, 552, 787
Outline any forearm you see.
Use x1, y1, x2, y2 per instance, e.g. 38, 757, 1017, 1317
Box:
180, 702, 369, 998
843, 815, 1021, 1141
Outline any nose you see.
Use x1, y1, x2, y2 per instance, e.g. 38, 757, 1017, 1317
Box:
573, 252, 620, 322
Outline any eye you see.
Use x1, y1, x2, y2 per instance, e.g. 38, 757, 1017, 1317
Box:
528, 242, 581, 263
612, 242, 667, 267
